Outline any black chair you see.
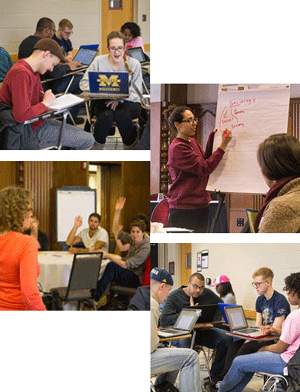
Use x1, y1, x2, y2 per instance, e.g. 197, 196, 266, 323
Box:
50, 252, 103, 310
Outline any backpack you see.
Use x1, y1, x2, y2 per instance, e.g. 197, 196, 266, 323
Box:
153, 381, 179, 392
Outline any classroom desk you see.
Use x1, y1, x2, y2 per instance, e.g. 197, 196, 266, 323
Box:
38, 251, 109, 292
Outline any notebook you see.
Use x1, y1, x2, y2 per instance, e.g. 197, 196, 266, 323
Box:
48, 93, 84, 111
225, 305, 271, 338
88, 71, 129, 98
72, 47, 98, 70
158, 308, 201, 338
127, 47, 150, 65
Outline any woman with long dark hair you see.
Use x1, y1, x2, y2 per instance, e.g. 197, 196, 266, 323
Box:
166, 105, 232, 232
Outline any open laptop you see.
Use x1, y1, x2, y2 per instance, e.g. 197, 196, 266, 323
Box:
225, 305, 271, 338
218, 302, 236, 323
72, 47, 98, 71
127, 47, 150, 65
158, 308, 201, 338
88, 71, 129, 98
185, 304, 221, 323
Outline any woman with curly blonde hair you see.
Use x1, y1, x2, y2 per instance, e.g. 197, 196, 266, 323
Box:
0, 187, 46, 310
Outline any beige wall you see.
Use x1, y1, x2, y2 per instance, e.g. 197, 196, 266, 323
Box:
158, 243, 300, 311
0, 0, 150, 54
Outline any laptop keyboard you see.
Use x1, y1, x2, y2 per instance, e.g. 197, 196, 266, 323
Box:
241, 328, 260, 334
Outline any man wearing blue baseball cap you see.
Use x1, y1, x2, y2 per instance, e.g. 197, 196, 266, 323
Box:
150, 267, 201, 392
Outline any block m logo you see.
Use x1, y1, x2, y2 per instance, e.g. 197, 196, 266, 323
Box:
97, 74, 121, 87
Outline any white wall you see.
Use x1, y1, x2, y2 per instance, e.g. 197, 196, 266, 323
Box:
159, 243, 300, 311
187, 84, 300, 104
0, 0, 150, 54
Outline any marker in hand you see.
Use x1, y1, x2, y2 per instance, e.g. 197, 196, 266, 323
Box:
224, 129, 228, 138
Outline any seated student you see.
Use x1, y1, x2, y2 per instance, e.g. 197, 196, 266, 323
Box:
18, 17, 84, 124
254, 133, 300, 233
80, 31, 142, 150
24, 215, 49, 251
66, 213, 109, 252
160, 272, 233, 386
52, 19, 75, 62
205, 267, 291, 392
94, 219, 150, 301
218, 272, 300, 392
0, 38, 95, 150
151, 268, 202, 392
120, 22, 145, 52
0, 47, 13, 83
0, 187, 46, 310
211, 275, 236, 304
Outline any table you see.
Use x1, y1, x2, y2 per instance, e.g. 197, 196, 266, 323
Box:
38, 251, 109, 292
226, 332, 280, 342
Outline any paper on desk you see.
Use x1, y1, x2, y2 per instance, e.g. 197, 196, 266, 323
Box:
48, 93, 84, 111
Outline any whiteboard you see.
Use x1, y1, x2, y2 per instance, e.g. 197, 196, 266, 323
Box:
207, 84, 291, 194
56, 188, 96, 242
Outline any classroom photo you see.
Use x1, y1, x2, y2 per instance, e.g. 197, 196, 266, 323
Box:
0, 160, 150, 311
0, 1, 150, 150
150, 84, 300, 233
150, 242, 300, 392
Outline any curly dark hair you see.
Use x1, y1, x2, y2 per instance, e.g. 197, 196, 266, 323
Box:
121, 22, 141, 38
0, 187, 32, 232
283, 272, 300, 298
167, 106, 192, 132
129, 219, 146, 233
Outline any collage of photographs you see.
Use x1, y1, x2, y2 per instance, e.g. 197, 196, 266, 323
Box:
1, 1, 300, 391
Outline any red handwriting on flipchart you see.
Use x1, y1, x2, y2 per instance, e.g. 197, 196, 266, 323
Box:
220, 98, 256, 130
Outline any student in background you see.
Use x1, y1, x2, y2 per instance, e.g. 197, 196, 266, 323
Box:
0, 187, 46, 310
24, 215, 49, 251
80, 31, 142, 150
52, 19, 74, 61
121, 22, 145, 51
254, 133, 300, 233
212, 275, 236, 304
218, 272, 300, 392
0, 47, 13, 82
166, 105, 232, 232
204, 267, 291, 392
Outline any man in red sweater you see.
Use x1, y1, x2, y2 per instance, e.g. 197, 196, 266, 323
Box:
0, 38, 95, 149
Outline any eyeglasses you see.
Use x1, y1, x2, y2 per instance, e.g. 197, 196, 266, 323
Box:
181, 117, 198, 124
191, 283, 205, 291
252, 280, 268, 288
109, 46, 125, 52
63, 31, 73, 36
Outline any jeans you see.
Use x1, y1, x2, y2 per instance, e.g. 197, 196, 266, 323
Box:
218, 352, 287, 392
151, 347, 201, 392
171, 328, 232, 380
35, 119, 94, 150
94, 261, 140, 301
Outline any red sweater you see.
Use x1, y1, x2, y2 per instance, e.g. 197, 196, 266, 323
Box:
167, 133, 224, 209
0, 59, 47, 131
0, 232, 46, 310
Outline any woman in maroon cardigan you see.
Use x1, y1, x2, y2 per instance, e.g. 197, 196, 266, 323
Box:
167, 106, 232, 232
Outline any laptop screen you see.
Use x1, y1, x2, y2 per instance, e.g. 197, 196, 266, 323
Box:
73, 48, 98, 65
174, 309, 201, 331
225, 306, 248, 331
127, 47, 147, 63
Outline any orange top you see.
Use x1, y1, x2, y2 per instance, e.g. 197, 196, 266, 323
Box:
0, 231, 46, 310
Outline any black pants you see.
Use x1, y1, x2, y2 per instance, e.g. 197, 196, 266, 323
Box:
220, 338, 277, 378
92, 100, 141, 146
169, 206, 209, 233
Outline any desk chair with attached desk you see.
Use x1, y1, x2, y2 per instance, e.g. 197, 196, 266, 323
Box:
50, 252, 103, 310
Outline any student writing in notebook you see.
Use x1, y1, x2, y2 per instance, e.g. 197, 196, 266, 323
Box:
0, 38, 95, 149
218, 272, 300, 392
80, 31, 142, 149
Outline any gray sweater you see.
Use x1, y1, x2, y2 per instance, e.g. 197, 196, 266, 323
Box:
79, 54, 142, 103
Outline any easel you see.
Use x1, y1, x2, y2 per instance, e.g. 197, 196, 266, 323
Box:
208, 190, 226, 233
